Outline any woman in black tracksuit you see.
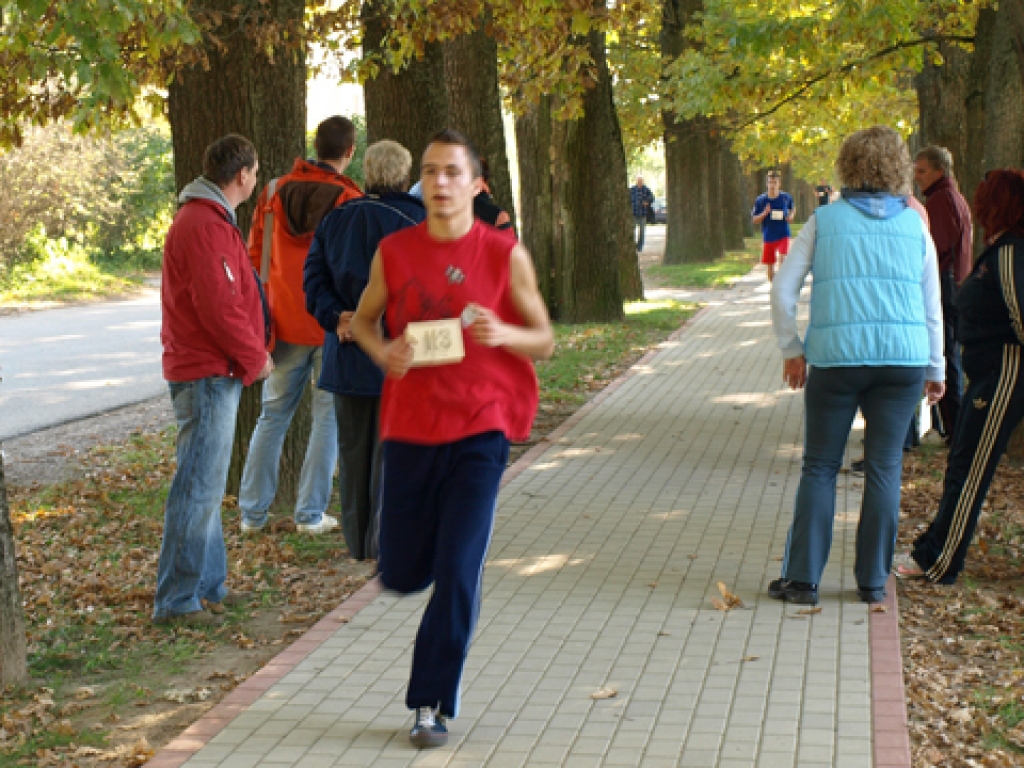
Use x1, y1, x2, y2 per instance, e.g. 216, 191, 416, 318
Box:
905, 170, 1024, 584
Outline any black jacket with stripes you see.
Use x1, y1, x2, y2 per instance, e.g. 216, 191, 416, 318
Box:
958, 233, 1024, 376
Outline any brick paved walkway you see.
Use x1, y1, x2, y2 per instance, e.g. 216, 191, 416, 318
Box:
159, 269, 908, 768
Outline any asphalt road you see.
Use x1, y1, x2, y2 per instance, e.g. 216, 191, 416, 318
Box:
0, 292, 165, 440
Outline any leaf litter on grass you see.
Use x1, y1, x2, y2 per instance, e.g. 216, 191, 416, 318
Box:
899, 448, 1024, 766
2, 430, 374, 766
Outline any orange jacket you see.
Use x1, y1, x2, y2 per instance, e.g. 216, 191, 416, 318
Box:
248, 159, 362, 347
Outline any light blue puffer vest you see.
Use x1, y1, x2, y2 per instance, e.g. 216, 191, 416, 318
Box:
805, 200, 929, 368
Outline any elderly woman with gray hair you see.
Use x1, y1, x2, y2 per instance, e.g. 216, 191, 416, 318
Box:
769, 125, 946, 606
303, 140, 426, 561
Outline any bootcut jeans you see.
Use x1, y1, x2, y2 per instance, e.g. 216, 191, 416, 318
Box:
239, 342, 338, 527
782, 365, 925, 592
154, 376, 241, 619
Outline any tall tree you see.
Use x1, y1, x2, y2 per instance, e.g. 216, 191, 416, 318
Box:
167, 0, 311, 502
362, 1, 449, 182
0, 451, 27, 687
662, 0, 716, 264
514, 16, 633, 320
719, 145, 747, 251
442, 17, 516, 227
915, 42, 971, 178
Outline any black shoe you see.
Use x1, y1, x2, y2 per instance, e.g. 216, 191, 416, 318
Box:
768, 578, 819, 605
409, 707, 448, 748
850, 459, 865, 474
857, 587, 886, 604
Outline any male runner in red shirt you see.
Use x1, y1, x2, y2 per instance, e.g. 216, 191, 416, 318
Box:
351, 129, 554, 748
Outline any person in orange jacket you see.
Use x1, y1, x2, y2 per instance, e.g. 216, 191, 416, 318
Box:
239, 116, 362, 535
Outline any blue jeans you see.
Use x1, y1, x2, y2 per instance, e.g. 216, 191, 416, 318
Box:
782, 366, 925, 591
154, 377, 241, 619
239, 342, 338, 526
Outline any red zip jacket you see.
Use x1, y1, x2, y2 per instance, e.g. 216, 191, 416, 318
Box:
161, 198, 267, 385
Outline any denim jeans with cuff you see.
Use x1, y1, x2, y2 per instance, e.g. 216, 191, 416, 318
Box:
239, 342, 338, 527
154, 376, 241, 619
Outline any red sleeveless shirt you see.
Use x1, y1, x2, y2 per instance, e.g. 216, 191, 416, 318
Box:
379, 220, 539, 444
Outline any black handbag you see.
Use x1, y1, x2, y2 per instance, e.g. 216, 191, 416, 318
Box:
645, 206, 656, 225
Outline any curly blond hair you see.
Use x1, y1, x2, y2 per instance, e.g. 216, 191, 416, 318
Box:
364, 140, 412, 193
836, 126, 912, 196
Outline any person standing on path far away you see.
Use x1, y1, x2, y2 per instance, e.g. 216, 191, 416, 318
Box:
914, 145, 973, 444
815, 180, 833, 207
239, 116, 362, 537
753, 170, 795, 282
769, 126, 945, 607
901, 170, 1024, 585
629, 174, 655, 253
155, 134, 273, 628
350, 128, 554, 749
303, 140, 426, 561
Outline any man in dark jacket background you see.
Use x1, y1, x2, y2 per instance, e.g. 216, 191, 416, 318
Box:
915, 145, 973, 441
156, 134, 272, 627
303, 139, 426, 560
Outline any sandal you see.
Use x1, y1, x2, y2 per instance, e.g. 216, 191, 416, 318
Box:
893, 553, 925, 580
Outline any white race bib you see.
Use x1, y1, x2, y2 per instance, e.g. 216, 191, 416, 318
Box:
771, 209, 785, 221
405, 318, 465, 367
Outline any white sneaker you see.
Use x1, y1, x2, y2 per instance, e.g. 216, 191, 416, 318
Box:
295, 514, 339, 535
240, 518, 266, 534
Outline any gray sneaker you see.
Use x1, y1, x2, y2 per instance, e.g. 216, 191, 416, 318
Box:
296, 513, 339, 535
409, 707, 448, 748
240, 517, 266, 534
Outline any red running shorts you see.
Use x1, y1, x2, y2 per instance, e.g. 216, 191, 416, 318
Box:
762, 238, 790, 266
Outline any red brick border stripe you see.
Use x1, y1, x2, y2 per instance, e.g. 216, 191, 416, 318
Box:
870, 574, 912, 768
148, 301, 712, 767
146, 578, 383, 768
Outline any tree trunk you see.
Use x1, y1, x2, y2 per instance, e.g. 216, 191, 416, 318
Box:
964, 8, 995, 241
442, 18, 516, 230
565, 23, 632, 316
915, 42, 971, 185
167, 0, 311, 505
706, 128, 725, 261
513, 22, 629, 321
662, 0, 716, 264
988, 0, 1024, 461
720, 145, 747, 251
981, 11, 1024, 172
741, 171, 755, 238
515, 97, 559, 317
0, 452, 28, 687
363, 1, 448, 184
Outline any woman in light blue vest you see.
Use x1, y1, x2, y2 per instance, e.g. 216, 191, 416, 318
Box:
770, 126, 946, 606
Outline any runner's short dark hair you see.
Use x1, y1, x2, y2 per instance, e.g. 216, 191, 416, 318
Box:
203, 134, 257, 187
425, 129, 483, 178
315, 116, 357, 161
766, 169, 782, 179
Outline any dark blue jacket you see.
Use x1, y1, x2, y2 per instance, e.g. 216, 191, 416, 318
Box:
303, 192, 426, 396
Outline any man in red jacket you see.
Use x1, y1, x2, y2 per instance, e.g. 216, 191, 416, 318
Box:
239, 116, 362, 536
915, 145, 973, 441
155, 134, 273, 627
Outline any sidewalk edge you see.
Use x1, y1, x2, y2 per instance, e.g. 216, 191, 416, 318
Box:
147, 301, 710, 767
870, 574, 912, 768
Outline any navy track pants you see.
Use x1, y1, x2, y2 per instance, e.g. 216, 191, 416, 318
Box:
912, 344, 1024, 583
377, 430, 510, 718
